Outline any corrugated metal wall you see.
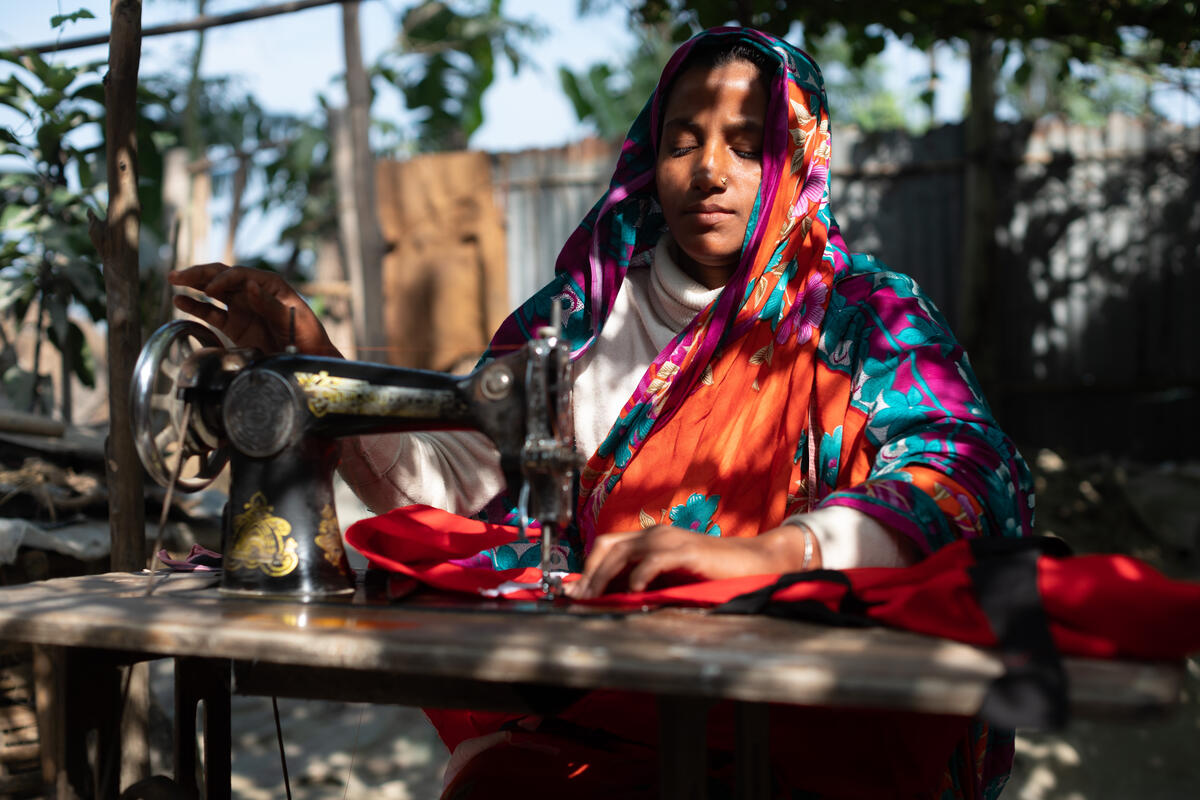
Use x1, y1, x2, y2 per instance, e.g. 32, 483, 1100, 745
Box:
487, 118, 1200, 458
491, 139, 617, 310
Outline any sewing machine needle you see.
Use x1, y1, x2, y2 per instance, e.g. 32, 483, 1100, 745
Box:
539, 522, 561, 598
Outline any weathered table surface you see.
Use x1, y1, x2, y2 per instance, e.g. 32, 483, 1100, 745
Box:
0, 570, 1182, 717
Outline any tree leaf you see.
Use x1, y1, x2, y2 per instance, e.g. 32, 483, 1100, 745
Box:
66, 321, 95, 387
50, 9, 96, 29
48, 297, 70, 344
2, 365, 37, 410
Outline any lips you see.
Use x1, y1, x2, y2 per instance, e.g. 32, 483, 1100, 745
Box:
684, 203, 735, 226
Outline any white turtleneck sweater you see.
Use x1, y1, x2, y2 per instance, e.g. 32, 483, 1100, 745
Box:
338, 238, 915, 570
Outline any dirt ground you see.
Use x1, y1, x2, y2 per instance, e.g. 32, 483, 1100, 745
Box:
1004, 447, 1200, 799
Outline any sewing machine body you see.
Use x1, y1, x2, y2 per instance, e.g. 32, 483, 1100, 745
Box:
132, 320, 576, 601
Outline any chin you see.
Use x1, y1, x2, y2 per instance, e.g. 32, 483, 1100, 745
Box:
680, 245, 740, 269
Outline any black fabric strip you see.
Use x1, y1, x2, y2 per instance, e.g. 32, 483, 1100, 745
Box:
968, 536, 1070, 730
716, 569, 877, 627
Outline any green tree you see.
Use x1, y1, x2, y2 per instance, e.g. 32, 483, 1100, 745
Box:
377, 0, 544, 151
0, 49, 106, 414
559, 20, 676, 140
1002, 38, 1167, 124
621, 0, 1199, 117
805, 27, 911, 131
562, 6, 923, 136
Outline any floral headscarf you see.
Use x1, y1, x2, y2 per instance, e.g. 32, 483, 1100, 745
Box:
483, 26, 1031, 565
485, 27, 845, 545
475, 27, 1032, 796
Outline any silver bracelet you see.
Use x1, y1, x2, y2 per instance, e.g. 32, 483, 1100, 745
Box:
800, 525, 814, 570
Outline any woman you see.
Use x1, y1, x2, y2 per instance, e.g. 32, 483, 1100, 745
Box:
172, 27, 1031, 799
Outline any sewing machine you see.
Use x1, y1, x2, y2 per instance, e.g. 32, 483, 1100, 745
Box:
130, 317, 577, 601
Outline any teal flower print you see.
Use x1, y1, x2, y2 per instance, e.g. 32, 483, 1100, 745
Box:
668, 493, 722, 537
819, 426, 843, 489
597, 402, 657, 469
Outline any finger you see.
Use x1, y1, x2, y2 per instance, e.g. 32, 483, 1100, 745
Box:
575, 530, 638, 591
627, 550, 685, 593
247, 282, 322, 353
578, 538, 641, 599
202, 265, 282, 298
167, 263, 231, 289
173, 295, 228, 328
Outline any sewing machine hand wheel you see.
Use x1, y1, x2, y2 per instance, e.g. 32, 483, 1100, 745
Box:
131, 320, 229, 493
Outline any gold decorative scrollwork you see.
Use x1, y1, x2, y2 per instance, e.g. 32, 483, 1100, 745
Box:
315, 503, 350, 574
228, 491, 299, 577
294, 371, 457, 419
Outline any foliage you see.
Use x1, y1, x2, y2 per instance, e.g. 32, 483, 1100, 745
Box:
559, 21, 676, 140
139, 72, 321, 240
1001, 38, 1171, 124
563, 8, 916, 135
634, 0, 1199, 69
49, 8, 96, 30
801, 27, 913, 131
256, 107, 339, 278
377, 0, 544, 151
617, 0, 1199, 125
0, 49, 106, 410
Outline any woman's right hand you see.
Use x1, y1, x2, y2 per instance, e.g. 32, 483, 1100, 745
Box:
168, 264, 342, 358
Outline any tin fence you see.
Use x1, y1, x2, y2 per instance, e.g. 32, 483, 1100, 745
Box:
488, 117, 1199, 458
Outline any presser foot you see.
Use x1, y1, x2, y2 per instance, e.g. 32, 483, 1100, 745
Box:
539, 571, 564, 600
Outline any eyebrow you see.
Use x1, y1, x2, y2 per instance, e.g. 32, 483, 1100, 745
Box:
662, 117, 764, 136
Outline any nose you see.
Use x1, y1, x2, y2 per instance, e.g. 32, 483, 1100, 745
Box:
692, 143, 730, 191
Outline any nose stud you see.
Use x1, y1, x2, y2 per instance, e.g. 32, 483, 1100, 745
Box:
720, 176, 729, 186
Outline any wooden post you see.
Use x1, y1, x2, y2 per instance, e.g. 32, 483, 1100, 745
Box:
87, 4, 152, 789
339, 1, 386, 361
658, 695, 710, 800
89, 0, 146, 574
958, 31, 998, 379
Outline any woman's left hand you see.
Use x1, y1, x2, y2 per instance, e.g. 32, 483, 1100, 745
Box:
564, 523, 821, 599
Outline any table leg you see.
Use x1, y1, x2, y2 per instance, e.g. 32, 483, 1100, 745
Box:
174, 658, 231, 800
32, 646, 129, 799
733, 702, 771, 800
657, 695, 710, 800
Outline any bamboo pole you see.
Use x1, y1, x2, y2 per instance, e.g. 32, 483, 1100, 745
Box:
5, 0, 358, 56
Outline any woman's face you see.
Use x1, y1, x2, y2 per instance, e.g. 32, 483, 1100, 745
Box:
655, 59, 767, 289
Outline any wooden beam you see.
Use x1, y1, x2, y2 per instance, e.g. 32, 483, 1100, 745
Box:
4, 0, 360, 56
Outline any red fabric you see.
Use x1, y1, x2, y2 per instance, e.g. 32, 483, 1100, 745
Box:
433, 702, 971, 800
346, 505, 1200, 662
347, 505, 1200, 799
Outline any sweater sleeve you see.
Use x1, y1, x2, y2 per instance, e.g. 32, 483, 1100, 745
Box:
814, 269, 1034, 556
337, 431, 506, 517
783, 505, 919, 569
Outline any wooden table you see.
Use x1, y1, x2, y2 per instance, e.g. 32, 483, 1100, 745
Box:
0, 571, 1183, 799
